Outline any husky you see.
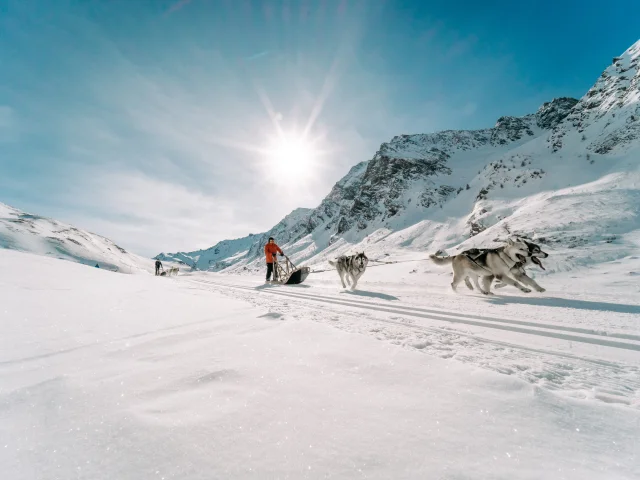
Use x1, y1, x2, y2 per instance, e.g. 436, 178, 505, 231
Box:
160, 266, 179, 277
328, 252, 369, 289
493, 239, 548, 290
167, 266, 179, 276
429, 238, 546, 295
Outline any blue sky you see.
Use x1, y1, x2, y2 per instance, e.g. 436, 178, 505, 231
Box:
1, 0, 638, 256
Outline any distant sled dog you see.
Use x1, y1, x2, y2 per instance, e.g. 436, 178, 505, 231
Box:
329, 252, 369, 290
160, 266, 179, 277
429, 238, 547, 295
167, 266, 179, 276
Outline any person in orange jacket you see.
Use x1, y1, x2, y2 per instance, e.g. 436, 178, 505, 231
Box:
264, 236, 283, 282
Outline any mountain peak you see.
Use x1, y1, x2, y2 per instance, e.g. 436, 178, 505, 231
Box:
548, 38, 640, 153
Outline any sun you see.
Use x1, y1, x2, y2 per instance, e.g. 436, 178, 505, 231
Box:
265, 133, 319, 185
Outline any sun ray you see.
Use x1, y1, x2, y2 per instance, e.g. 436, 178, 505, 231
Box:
253, 81, 286, 141
302, 47, 344, 139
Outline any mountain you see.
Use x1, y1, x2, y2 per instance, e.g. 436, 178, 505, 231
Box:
155, 207, 314, 270
158, 40, 640, 275
0, 202, 155, 273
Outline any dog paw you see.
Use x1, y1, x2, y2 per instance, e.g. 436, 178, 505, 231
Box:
521, 288, 532, 293
536, 288, 546, 293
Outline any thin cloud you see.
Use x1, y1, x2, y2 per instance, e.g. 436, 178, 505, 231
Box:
245, 50, 271, 62
165, 0, 193, 16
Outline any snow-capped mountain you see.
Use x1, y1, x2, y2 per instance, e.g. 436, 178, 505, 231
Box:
159, 40, 640, 275
0, 202, 154, 273
156, 207, 314, 270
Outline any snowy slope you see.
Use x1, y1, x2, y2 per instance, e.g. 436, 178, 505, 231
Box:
162, 40, 640, 278
156, 207, 315, 270
1, 248, 639, 479
0, 202, 155, 273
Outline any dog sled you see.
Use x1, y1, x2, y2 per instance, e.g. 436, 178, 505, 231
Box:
271, 254, 310, 285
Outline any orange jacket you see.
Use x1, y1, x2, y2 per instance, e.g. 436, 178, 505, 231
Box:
264, 242, 283, 263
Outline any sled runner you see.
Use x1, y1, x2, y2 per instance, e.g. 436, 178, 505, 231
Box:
271, 254, 310, 285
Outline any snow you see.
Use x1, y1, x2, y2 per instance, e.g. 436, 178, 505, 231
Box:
0, 202, 156, 274
1, 248, 639, 479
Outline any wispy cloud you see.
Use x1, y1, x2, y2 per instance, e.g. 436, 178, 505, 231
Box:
165, 0, 193, 16
58, 169, 252, 256
245, 50, 271, 62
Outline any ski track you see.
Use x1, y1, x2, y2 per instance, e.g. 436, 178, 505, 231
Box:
186, 278, 640, 408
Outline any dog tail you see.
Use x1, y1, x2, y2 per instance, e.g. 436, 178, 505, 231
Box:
328, 260, 336, 267
429, 253, 453, 265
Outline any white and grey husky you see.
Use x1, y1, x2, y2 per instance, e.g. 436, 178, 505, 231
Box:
429, 238, 547, 295
328, 252, 369, 289
493, 239, 548, 290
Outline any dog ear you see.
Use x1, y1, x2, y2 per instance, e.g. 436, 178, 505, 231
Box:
506, 237, 514, 246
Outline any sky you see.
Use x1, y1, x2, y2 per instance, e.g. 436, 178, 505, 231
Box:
1, 0, 639, 256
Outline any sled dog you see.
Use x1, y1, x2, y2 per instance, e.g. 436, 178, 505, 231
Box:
161, 266, 179, 277
493, 239, 548, 289
429, 238, 546, 295
328, 252, 369, 289
167, 266, 179, 276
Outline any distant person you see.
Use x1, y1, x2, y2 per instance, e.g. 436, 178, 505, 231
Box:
155, 260, 163, 276
264, 237, 283, 282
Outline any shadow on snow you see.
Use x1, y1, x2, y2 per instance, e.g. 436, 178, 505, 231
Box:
486, 295, 640, 315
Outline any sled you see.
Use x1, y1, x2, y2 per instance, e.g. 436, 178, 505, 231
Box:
271, 254, 310, 285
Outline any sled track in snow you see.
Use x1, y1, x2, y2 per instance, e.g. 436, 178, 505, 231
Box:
188, 278, 640, 407
188, 279, 640, 352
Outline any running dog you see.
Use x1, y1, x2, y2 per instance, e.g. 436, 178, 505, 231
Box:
429, 238, 546, 295
160, 266, 180, 277
328, 252, 369, 290
492, 239, 548, 290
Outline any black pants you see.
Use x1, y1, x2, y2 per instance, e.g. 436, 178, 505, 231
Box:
266, 262, 277, 281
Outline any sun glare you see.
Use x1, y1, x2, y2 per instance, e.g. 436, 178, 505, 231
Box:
266, 134, 318, 185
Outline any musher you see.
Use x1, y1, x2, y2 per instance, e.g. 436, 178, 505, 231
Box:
264, 237, 283, 282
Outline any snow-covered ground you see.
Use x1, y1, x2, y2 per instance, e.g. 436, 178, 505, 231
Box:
0, 202, 157, 274
1, 248, 639, 479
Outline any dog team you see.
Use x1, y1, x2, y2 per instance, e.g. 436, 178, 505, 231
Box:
155, 234, 549, 295
154, 260, 179, 277
264, 236, 548, 295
